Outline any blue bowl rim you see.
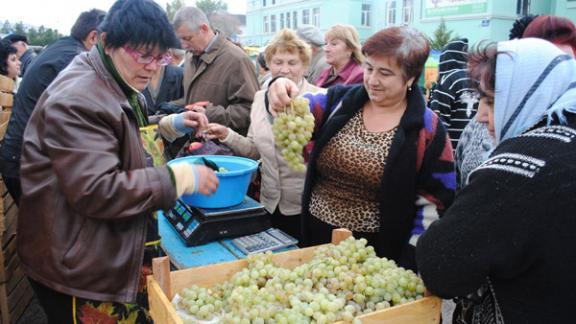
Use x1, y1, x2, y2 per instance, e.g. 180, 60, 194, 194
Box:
167, 155, 259, 177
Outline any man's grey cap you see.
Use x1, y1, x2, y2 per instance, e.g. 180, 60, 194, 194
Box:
296, 24, 324, 46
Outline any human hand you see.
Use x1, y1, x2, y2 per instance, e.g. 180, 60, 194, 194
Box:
169, 163, 219, 197
268, 78, 300, 117
185, 101, 211, 114
203, 123, 229, 141
158, 111, 209, 142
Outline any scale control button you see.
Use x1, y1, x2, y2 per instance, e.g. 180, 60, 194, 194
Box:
176, 223, 184, 231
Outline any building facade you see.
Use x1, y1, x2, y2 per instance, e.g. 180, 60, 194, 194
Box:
242, 0, 576, 47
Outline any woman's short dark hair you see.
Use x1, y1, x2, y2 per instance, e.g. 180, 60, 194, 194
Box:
71, 9, 106, 42
0, 40, 17, 76
362, 27, 430, 86
468, 42, 498, 99
99, 0, 180, 51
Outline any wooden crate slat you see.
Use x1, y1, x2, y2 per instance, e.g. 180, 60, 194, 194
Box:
147, 278, 182, 324
6, 276, 33, 322
0, 284, 9, 324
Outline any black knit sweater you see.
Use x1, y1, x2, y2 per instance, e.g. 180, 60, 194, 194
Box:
416, 123, 576, 323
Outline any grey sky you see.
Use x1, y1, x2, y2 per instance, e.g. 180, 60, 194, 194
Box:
0, 0, 246, 35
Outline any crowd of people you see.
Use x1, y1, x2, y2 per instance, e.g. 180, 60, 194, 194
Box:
0, 0, 575, 323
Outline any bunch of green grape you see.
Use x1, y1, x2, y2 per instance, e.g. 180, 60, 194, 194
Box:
173, 237, 425, 323
272, 97, 315, 172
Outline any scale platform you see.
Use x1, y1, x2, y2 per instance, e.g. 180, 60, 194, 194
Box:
164, 196, 271, 246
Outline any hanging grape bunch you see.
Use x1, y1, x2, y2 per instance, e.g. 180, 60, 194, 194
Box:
272, 97, 315, 172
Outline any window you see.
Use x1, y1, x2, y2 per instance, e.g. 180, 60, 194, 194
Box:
312, 8, 320, 27
271, 14, 277, 32
516, 0, 530, 15
387, 0, 396, 25
402, 0, 412, 24
264, 16, 269, 33
286, 12, 291, 28
263, 0, 266, 7
361, 4, 371, 27
293, 11, 298, 28
272, 0, 276, 4
280, 13, 285, 29
302, 9, 310, 25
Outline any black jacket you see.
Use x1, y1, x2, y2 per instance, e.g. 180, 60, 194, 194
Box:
0, 36, 86, 177
19, 48, 37, 77
142, 64, 183, 115
417, 122, 576, 323
429, 38, 479, 149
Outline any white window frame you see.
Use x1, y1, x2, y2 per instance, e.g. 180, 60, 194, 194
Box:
264, 16, 269, 33
312, 8, 320, 27
387, 0, 397, 26
402, 0, 413, 24
271, 14, 277, 32
361, 4, 371, 27
302, 9, 310, 25
286, 12, 291, 28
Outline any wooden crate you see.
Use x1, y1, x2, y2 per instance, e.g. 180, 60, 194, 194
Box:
148, 229, 441, 324
0, 179, 34, 324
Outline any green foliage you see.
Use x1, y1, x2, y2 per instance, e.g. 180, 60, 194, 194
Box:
0, 20, 62, 46
165, 0, 186, 22
196, 0, 228, 16
430, 19, 454, 50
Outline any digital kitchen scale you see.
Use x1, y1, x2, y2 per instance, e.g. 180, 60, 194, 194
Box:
164, 197, 271, 246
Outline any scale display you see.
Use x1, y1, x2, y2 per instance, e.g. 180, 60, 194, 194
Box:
165, 197, 271, 246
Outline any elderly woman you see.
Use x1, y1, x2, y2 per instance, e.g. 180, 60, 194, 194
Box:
315, 24, 364, 88
417, 38, 576, 323
205, 29, 323, 240
268, 26, 455, 270
18, 0, 218, 322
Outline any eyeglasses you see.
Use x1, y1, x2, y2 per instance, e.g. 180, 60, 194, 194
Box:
122, 45, 172, 66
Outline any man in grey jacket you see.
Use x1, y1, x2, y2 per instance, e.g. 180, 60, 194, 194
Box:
297, 24, 329, 84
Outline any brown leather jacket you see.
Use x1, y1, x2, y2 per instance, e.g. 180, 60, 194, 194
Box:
174, 34, 259, 136
18, 46, 176, 303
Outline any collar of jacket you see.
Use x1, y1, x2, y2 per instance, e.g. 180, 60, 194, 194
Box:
323, 84, 425, 132
197, 33, 226, 66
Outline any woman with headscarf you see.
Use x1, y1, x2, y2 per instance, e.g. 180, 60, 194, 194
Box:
455, 15, 576, 189
417, 38, 576, 323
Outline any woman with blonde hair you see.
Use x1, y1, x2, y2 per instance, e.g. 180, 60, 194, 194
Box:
315, 24, 364, 88
205, 29, 324, 240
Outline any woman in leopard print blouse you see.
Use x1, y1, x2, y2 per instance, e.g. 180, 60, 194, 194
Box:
268, 26, 455, 270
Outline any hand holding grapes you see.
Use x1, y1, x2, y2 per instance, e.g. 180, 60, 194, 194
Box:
268, 77, 301, 116
272, 97, 315, 172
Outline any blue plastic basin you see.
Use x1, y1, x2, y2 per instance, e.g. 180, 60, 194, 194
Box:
167, 155, 259, 209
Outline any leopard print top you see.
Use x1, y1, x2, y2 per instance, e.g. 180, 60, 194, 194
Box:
309, 110, 397, 232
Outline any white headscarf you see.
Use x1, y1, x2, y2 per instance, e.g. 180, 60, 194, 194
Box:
494, 38, 576, 143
